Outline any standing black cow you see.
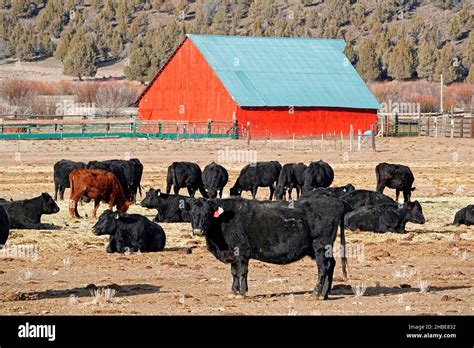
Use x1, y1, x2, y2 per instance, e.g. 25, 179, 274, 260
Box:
202, 162, 229, 199
274, 163, 307, 200
100, 159, 143, 202
302, 160, 334, 194
53, 159, 86, 201
345, 201, 425, 233
182, 196, 348, 299
341, 189, 396, 210
93, 210, 166, 253
453, 205, 474, 226
140, 188, 194, 222
0, 205, 9, 248
376, 162, 415, 202
229, 161, 282, 200
86, 160, 132, 201
301, 184, 355, 199
0, 193, 60, 229
166, 162, 208, 198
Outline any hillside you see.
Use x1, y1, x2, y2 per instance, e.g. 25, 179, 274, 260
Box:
0, 0, 472, 84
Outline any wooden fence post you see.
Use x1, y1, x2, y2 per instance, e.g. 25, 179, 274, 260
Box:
246, 121, 251, 145
176, 122, 180, 142
340, 131, 344, 152
292, 133, 295, 152
434, 117, 438, 137
417, 109, 421, 136
451, 119, 454, 138
349, 125, 353, 152
460, 117, 464, 138
333, 132, 336, 151
207, 119, 212, 135
357, 129, 362, 151
321, 133, 324, 152
371, 124, 376, 151
426, 117, 430, 137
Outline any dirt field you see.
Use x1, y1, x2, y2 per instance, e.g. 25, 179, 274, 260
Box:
0, 137, 472, 315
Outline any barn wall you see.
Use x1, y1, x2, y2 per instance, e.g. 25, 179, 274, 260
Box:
236, 107, 378, 138
138, 39, 238, 122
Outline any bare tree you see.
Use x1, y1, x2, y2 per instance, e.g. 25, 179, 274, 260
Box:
0, 78, 38, 117
94, 83, 140, 117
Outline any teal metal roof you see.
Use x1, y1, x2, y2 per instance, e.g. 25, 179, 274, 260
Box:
187, 34, 379, 109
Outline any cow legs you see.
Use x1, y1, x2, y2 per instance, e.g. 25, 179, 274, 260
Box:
106, 236, 117, 253
403, 190, 410, 202
166, 183, 172, 194
173, 186, 180, 195
230, 260, 249, 296
375, 183, 385, 194
93, 199, 101, 218
396, 189, 400, 202
187, 187, 196, 197
69, 197, 81, 218
312, 239, 334, 300
288, 187, 293, 200
296, 186, 301, 200
54, 182, 59, 201
59, 187, 66, 201
219, 189, 223, 198
269, 184, 275, 201
251, 186, 258, 199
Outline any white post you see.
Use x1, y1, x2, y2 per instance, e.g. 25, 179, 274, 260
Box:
349, 124, 353, 152
440, 74, 444, 113
357, 129, 362, 151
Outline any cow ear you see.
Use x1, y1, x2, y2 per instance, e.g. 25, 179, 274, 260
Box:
156, 189, 161, 196
218, 210, 235, 223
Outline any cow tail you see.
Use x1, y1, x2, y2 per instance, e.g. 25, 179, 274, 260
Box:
340, 213, 348, 279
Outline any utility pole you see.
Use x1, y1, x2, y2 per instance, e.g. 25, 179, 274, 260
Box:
440, 74, 444, 113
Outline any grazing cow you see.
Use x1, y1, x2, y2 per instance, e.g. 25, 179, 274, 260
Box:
202, 162, 229, 199
275, 163, 307, 200
376, 162, 415, 202
93, 210, 166, 253
341, 189, 396, 210
166, 162, 208, 198
86, 161, 132, 201
230, 161, 282, 200
345, 201, 425, 233
0, 205, 9, 247
182, 196, 348, 299
98, 159, 143, 202
301, 184, 355, 199
53, 160, 86, 201
140, 188, 194, 222
453, 205, 474, 226
0, 193, 60, 229
69, 169, 130, 218
302, 160, 334, 194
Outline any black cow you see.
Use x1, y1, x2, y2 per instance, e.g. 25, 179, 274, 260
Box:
453, 205, 474, 226
376, 162, 416, 202
93, 210, 166, 253
100, 159, 143, 202
302, 160, 334, 194
166, 162, 208, 198
202, 162, 229, 199
341, 189, 396, 210
140, 188, 194, 222
53, 159, 86, 201
301, 184, 355, 199
86, 160, 132, 201
345, 201, 425, 233
0, 205, 9, 248
275, 163, 307, 200
182, 196, 348, 299
230, 161, 282, 200
0, 193, 60, 229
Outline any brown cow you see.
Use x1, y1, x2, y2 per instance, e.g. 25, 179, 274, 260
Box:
69, 168, 131, 218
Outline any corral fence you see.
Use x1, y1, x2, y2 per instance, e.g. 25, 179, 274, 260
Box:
0, 114, 239, 140
377, 111, 474, 138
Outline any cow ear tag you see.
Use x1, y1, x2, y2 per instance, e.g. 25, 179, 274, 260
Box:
157, 191, 160, 196
114, 213, 120, 220
213, 207, 224, 218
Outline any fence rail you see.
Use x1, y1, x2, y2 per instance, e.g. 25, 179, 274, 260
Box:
377, 111, 474, 138
0, 116, 238, 140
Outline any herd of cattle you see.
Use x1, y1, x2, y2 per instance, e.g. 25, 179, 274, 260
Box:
0, 159, 472, 299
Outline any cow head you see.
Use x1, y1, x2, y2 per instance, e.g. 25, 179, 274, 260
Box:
181, 199, 234, 236
93, 210, 119, 236
405, 201, 425, 224
40, 193, 60, 214
140, 188, 166, 208
274, 186, 285, 200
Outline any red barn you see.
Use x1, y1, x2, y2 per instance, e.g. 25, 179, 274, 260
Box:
137, 34, 379, 138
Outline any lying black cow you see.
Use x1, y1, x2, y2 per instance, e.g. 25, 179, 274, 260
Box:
53, 159, 86, 201
93, 210, 166, 253
341, 189, 396, 210
301, 184, 355, 199
182, 196, 348, 299
453, 205, 474, 226
140, 188, 194, 222
275, 163, 307, 200
86, 160, 132, 201
0, 193, 60, 229
202, 162, 228, 199
0, 205, 9, 248
302, 160, 334, 194
376, 162, 415, 202
166, 162, 208, 198
345, 201, 425, 233
230, 161, 282, 200
99, 159, 143, 202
